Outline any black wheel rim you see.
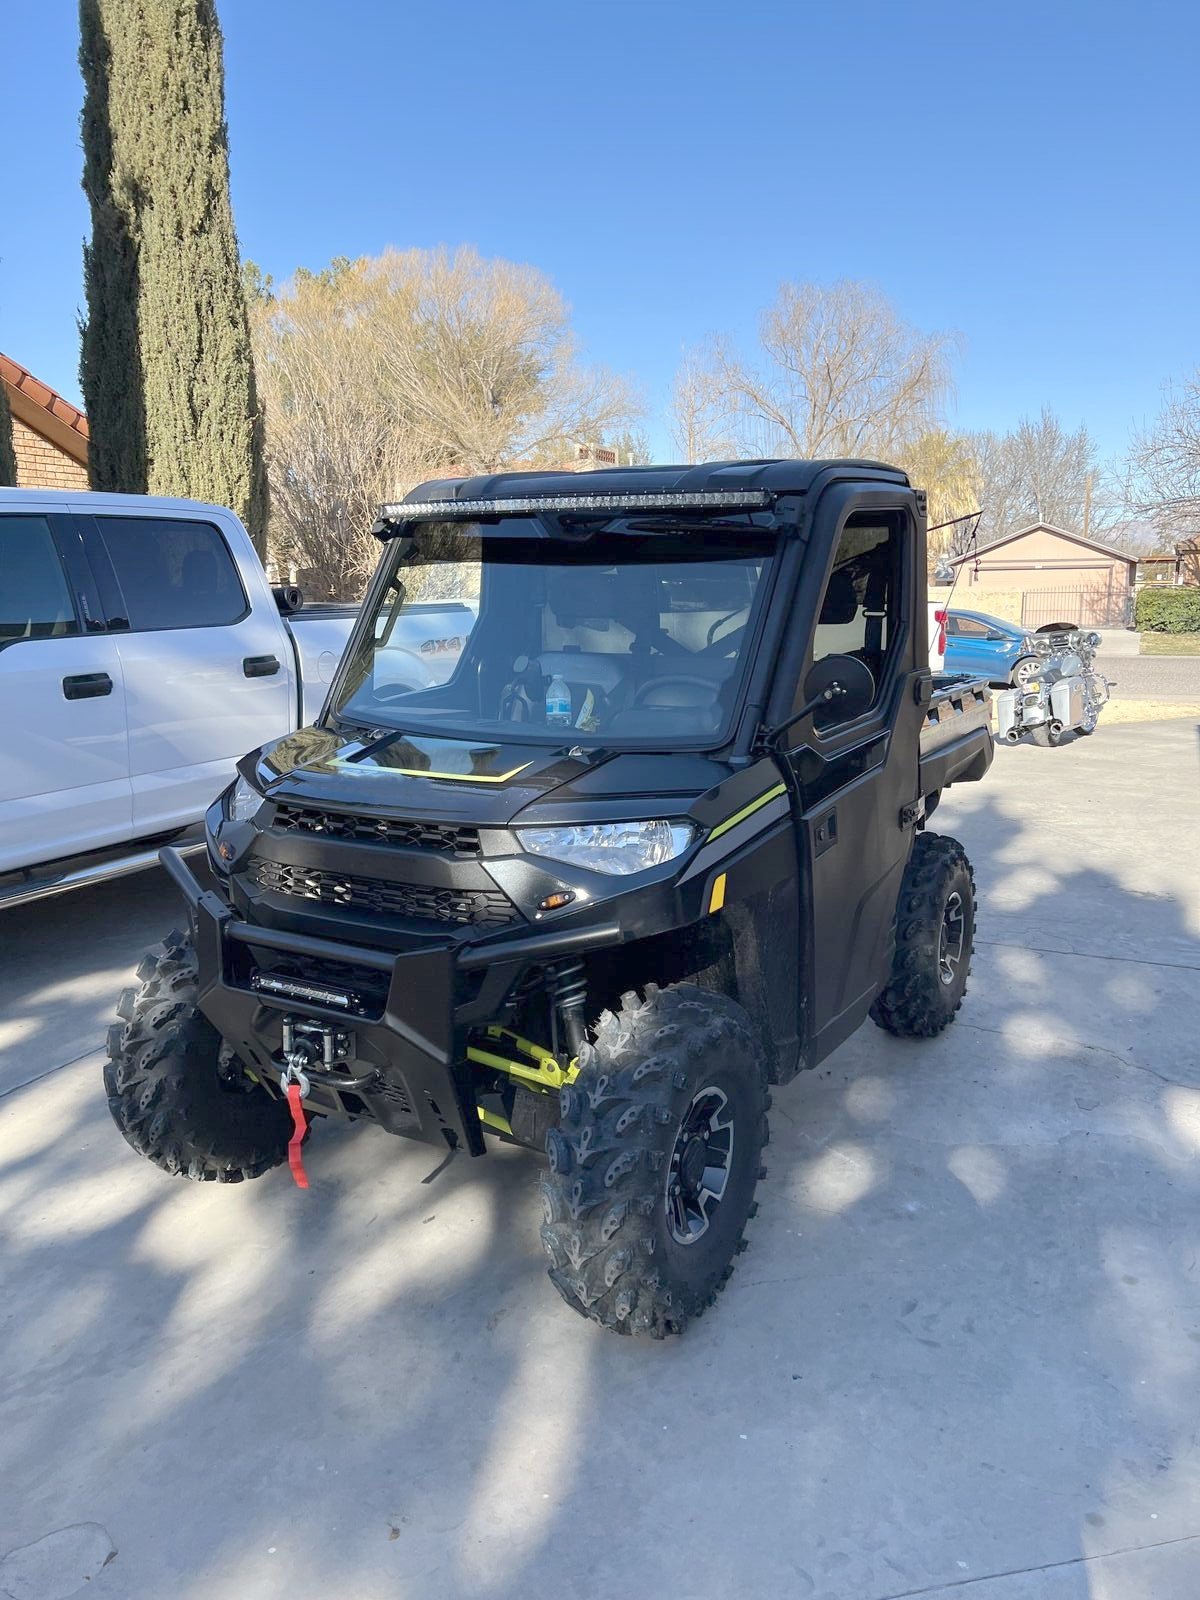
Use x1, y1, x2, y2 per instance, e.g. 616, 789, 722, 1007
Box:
938, 891, 966, 987
665, 1086, 734, 1245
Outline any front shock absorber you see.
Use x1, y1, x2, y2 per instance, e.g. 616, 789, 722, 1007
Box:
547, 957, 588, 1061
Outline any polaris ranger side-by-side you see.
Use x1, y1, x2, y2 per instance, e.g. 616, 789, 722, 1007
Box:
106, 460, 994, 1338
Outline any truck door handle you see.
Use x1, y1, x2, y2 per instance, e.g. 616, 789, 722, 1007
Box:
62, 672, 113, 700
243, 654, 281, 678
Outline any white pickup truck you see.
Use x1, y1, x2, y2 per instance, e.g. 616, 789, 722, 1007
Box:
0, 488, 356, 907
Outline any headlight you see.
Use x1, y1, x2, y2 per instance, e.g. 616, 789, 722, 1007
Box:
516, 820, 695, 876
226, 774, 263, 823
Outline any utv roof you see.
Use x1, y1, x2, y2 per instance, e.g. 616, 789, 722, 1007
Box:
375, 457, 910, 531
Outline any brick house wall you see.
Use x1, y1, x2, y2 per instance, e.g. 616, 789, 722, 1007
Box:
1, 352, 91, 491
11, 413, 89, 490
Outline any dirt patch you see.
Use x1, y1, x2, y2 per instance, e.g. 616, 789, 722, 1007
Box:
1102, 698, 1200, 724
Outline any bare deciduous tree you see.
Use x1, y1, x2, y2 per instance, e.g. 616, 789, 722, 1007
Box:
670, 350, 736, 462
673, 280, 954, 462
969, 408, 1116, 543
250, 260, 415, 597
1129, 370, 1200, 546
252, 248, 639, 596
369, 248, 637, 473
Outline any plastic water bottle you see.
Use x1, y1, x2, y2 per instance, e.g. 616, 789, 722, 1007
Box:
546, 674, 572, 727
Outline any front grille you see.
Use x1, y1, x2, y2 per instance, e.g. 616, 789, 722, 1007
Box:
273, 804, 480, 857
249, 858, 515, 928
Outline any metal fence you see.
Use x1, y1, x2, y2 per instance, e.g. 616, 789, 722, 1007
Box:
1020, 586, 1132, 630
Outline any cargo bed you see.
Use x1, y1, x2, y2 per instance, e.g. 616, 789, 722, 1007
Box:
920, 673, 994, 798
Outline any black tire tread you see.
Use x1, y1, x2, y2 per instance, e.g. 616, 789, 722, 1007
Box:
870, 832, 976, 1039
104, 929, 290, 1182
540, 983, 768, 1339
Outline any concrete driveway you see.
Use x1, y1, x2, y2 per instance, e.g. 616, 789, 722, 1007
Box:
2, 720, 1199, 1600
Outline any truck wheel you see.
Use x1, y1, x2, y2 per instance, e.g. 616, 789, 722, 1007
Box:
870, 833, 976, 1039
540, 984, 768, 1338
104, 928, 291, 1182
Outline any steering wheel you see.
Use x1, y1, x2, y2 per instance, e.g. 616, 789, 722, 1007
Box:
633, 674, 721, 705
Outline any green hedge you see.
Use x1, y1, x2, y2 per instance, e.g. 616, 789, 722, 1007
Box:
1135, 586, 1200, 633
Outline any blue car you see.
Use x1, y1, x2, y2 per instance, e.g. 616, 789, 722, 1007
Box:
944, 609, 1039, 687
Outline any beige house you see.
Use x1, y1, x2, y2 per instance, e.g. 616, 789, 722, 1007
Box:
946, 523, 1137, 628
1, 353, 90, 490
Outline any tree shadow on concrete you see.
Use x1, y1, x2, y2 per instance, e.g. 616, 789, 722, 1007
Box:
3, 751, 1200, 1600
0, 873, 185, 1096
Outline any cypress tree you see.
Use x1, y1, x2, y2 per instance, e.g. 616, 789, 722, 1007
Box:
0, 379, 16, 486
79, 0, 266, 551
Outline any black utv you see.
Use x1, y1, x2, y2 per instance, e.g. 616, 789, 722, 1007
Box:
106, 459, 993, 1338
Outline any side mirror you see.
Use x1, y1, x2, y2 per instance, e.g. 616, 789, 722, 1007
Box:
765, 653, 877, 745
802, 654, 877, 723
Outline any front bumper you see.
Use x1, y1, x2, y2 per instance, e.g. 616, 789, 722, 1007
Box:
161, 846, 621, 1156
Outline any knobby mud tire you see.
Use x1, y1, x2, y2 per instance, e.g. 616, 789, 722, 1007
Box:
540, 983, 769, 1338
870, 833, 976, 1039
104, 928, 290, 1182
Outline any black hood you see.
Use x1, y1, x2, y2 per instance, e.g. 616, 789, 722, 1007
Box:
253, 726, 731, 827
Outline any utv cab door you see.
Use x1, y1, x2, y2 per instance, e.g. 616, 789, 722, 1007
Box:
778, 489, 927, 1063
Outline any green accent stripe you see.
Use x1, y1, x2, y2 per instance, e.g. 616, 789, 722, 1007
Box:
707, 782, 787, 842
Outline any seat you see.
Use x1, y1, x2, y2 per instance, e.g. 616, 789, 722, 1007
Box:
812, 568, 863, 660
500, 651, 634, 727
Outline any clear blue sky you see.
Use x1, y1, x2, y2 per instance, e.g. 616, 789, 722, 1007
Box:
3, 0, 1195, 466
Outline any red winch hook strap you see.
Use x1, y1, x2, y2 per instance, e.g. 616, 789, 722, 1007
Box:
286, 1082, 310, 1190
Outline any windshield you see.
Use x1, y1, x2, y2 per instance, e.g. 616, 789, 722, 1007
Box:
327, 517, 777, 747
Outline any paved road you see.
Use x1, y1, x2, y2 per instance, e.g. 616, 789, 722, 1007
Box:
1102, 652, 1200, 701
3, 722, 1200, 1600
